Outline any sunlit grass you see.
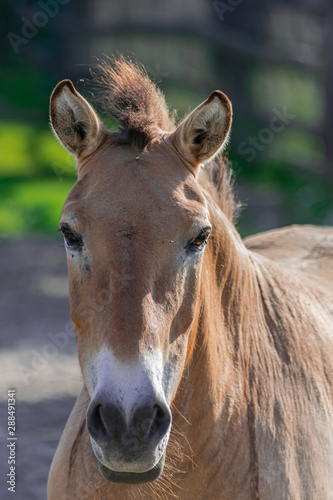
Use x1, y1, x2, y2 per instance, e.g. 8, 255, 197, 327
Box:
0, 123, 35, 176
0, 179, 74, 236
0, 121, 76, 235
0, 121, 75, 180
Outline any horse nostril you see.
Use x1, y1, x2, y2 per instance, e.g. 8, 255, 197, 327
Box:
155, 405, 164, 419
147, 403, 171, 442
86, 403, 110, 446
87, 400, 128, 447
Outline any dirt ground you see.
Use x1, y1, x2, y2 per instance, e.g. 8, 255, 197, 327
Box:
0, 238, 82, 500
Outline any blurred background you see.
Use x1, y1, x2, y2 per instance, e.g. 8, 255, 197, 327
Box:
1, 0, 333, 237
1, 0, 332, 498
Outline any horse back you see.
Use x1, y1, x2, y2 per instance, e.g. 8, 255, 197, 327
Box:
245, 224, 333, 289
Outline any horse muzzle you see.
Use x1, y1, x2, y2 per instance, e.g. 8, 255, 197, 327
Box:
86, 390, 171, 483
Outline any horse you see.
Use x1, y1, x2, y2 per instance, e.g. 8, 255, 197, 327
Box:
47, 58, 333, 499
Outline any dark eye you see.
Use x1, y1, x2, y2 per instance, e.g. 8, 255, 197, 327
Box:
59, 223, 83, 251
187, 227, 211, 252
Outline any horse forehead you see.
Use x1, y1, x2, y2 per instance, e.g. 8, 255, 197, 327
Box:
68, 143, 206, 223
89, 176, 179, 229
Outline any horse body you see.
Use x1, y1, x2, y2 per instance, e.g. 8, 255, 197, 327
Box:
47, 59, 333, 499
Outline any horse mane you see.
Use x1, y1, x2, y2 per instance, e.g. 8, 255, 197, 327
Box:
89, 57, 239, 222
89, 56, 175, 149
201, 156, 241, 222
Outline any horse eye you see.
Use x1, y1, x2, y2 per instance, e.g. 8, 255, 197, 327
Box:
59, 223, 83, 250
187, 228, 211, 252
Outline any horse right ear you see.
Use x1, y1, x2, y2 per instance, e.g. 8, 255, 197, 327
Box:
50, 80, 106, 159
168, 90, 232, 175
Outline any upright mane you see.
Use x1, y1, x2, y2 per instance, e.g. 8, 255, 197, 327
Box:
89, 57, 238, 221
202, 157, 240, 222
89, 56, 175, 148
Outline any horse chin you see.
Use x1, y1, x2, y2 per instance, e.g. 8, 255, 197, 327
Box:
98, 454, 165, 484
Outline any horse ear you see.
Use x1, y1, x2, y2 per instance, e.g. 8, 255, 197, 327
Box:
169, 91, 232, 174
50, 80, 106, 158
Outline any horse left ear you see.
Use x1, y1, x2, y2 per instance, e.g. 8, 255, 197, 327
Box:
50, 79, 106, 159
168, 91, 232, 174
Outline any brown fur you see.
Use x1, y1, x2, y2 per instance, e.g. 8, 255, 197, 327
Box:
89, 56, 175, 148
48, 59, 333, 500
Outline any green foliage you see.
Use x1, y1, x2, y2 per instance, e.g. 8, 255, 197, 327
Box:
0, 123, 35, 176
0, 179, 74, 236
0, 122, 76, 180
251, 65, 323, 126
0, 121, 75, 236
